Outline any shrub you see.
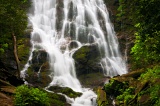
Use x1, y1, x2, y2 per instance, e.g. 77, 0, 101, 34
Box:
14, 85, 50, 106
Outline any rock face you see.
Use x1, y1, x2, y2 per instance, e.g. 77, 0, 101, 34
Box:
73, 44, 102, 76
73, 44, 108, 88
25, 50, 51, 88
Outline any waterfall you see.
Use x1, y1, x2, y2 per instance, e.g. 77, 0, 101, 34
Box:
22, 0, 127, 105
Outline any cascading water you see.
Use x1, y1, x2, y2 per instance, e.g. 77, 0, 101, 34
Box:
21, 0, 127, 105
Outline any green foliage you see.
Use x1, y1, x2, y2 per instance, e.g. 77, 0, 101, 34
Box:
0, 0, 30, 54
116, 87, 135, 105
17, 38, 30, 65
103, 66, 160, 105
104, 79, 128, 96
14, 85, 50, 106
139, 66, 160, 82
0, 43, 8, 54
137, 66, 160, 105
117, 0, 160, 68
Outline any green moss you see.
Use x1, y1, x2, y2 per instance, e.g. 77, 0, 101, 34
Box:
61, 87, 82, 98
104, 79, 128, 96
78, 72, 104, 88
73, 46, 90, 62
47, 92, 68, 106
97, 87, 108, 106
48, 86, 82, 99
137, 66, 160, 106
103, 66, 160, 106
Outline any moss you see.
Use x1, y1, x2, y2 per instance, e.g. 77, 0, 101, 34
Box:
61, 87, 82, 98
97, 87, 108, 106
47, 92, 69, 106
73, 45, 102, 75
102, 66, 160, 106
25, 62, 51, 87
78, 72, 104, 89
104, 79, 128, 96
73, 45, 90, 62
48, 86, 82, 99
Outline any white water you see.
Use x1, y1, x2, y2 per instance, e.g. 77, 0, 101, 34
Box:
21, 0, 127, 105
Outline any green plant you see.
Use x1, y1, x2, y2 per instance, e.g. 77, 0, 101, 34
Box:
116, 87, 135, 105
14, 85, 50, 106
137, 66, 160, 105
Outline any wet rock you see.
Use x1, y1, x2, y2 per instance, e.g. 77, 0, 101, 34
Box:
25, 50, 51, 87
47, 86, 82, 98
73, 44, 102, 76
78, 72, 107, 89
24, 27, 33, 38
77, 27, 89, 43
56, 0, 64, 31
68, 41, 79, 50
32, 50, 48, 65
31, 32, 41, 43
26, 62, 51, 88
46, 91, 71, 106
68, 1, 77, 21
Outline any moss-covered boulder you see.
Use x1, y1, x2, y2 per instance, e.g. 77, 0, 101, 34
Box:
78, 72, 107, 89
48, 92, 71, 106
47, 86, 82, 98
73, 44, 102, 76
97, 87, 108, 106
25, 50, 51, 87
100, 66, 160, 106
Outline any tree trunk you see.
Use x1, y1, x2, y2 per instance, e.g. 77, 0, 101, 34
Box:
12, 33, 20, 78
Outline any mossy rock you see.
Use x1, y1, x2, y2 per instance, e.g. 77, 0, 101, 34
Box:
73, 44, 102, 75
25, 62, 51, 87
113, 76, 137, 88
47, 92, 71, 106
78, 72, 106, 89
102, 66, 160, 106
32, 50, 48, 64
97, 87, 108, 106
104, 78, 129, 96
122, 69, 146, 78
25, 49, 50, 87
47, 86, 82, 98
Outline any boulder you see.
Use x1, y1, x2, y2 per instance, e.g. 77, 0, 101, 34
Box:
97, 87, 108, 106
25, 50, 51, 87
73, 44, 102, 76
47, 86, 82, 98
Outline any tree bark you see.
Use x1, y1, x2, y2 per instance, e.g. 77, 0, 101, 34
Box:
12, 33, 20, 78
